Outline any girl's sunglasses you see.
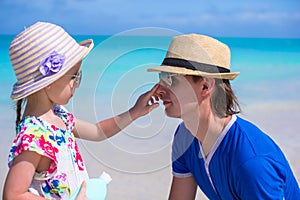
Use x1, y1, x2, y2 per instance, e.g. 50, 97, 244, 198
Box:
65, 70, 82, 87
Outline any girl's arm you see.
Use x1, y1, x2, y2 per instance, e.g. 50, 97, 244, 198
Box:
73, 84, 160, 141
3, 151, 45, 200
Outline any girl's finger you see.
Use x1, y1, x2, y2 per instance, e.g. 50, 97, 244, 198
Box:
147, 84, 159, 97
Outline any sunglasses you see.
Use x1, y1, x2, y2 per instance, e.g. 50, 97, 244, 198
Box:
65, 70, 82, 87
159, 72, 179, 87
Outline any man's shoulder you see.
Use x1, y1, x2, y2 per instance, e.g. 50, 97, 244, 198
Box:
174, 122, 193, 138
173, 122, 196, 153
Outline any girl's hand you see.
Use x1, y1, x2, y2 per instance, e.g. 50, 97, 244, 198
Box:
129, 84, 160, 119
75, 181, 88, 200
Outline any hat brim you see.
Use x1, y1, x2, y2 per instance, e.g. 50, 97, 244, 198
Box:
79, 39, 94, 59
11, 39, 94, 101
147, 65, 239, 80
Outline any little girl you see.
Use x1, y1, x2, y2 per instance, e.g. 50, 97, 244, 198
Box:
3, 22, 159, 200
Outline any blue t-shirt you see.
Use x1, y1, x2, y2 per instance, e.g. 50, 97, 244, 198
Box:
172, 115, 300, 199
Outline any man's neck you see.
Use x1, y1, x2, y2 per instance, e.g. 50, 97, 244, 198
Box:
183, 111, 231, 157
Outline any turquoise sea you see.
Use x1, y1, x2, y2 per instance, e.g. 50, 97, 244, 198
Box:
1, 34, 300, 198
2, 35, 300, 105
1, 35, 300, 124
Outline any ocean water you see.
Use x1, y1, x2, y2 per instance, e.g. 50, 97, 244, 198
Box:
1, 34, 300, 139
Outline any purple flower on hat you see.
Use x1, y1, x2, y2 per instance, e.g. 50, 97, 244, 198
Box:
39, 51, 66, 76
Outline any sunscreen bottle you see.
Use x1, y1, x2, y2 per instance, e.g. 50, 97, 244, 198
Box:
70, 172, 112, 200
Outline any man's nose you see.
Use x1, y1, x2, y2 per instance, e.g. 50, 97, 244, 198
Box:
156, 82, 167, 97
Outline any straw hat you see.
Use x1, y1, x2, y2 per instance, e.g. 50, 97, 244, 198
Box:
147, 34, 239, 80
10, 21, 94, 100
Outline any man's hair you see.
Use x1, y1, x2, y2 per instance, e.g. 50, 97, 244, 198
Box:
191, 76, 241, 118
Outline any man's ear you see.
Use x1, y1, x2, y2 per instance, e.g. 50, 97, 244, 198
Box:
201, 78, 215, 96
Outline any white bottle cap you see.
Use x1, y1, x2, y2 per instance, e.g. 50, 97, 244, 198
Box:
100, 171, 112, 184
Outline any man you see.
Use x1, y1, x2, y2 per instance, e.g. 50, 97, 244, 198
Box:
147, 34, 299, 199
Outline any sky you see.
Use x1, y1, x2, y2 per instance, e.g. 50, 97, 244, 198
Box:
0, 0, 299, 38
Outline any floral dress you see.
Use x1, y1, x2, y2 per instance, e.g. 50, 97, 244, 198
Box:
8, 104, 89, 199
